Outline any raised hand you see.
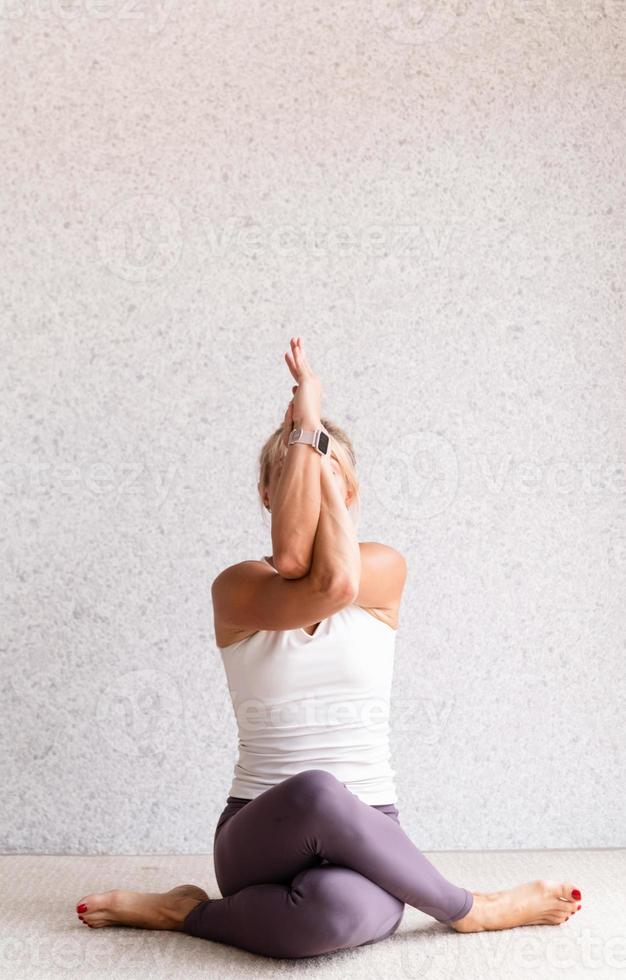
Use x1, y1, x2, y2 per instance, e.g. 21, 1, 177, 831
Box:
284, 336, 322, 427
271, 337, 325, 577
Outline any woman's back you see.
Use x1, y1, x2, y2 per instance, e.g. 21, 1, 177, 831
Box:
219, 557, 398, 805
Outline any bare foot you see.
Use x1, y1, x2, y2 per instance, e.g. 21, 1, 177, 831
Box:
75, 884, 209, 931
450, 879, 582, 933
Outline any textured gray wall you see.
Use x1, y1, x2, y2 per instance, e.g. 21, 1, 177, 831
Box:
1, 1, 624, 854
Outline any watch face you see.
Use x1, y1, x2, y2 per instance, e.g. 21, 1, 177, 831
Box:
318, 431, 329, 454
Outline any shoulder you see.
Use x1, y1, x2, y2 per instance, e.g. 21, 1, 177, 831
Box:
359, 541, 408, 577
212, 560, 273, 648
212, 559, 270, 594
359, 540, 407, 560
355, 542, 408, 629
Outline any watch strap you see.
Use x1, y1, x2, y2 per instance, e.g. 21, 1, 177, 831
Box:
288, 427, 330, 455
289, 428, 315, 447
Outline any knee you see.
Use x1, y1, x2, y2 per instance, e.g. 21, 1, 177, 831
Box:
287, 768, 343, 791
280, 769, 346, 816
293, 870, 404, 953
291, 870, 363, 950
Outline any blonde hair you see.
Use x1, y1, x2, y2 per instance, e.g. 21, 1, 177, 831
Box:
257, 417, 361, 527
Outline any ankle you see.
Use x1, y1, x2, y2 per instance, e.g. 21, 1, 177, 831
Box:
450, 893, 486, 933
166, 896, 206, 931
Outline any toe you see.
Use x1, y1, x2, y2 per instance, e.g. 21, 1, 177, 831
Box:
75, 892, 112, 927
553, 882, 579, 915
561, 885, 581, 916
76, 891, 103, 913
82, 909, 109, 927
560, 882, 582, 903
537, 880, 577, 908
535, 880, 578, 918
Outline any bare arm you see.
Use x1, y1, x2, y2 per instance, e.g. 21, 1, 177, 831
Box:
271, 337, 325, 577
212, 449, 359, 637
273, 442, 361, 591
315, 451, 361, 592
271, 426, 323, 577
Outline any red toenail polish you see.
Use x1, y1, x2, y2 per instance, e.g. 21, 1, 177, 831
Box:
571, 890, 581, 901
577, 904, 581, 910
77, 904, 88, 913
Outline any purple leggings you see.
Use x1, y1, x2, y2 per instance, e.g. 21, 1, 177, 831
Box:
182, 769, 473, 959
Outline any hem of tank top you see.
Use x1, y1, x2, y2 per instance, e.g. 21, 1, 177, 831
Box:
225, 792, 398, 806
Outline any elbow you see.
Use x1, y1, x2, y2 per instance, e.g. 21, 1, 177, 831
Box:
273, 553, 311, 579
328, 575, 359, 605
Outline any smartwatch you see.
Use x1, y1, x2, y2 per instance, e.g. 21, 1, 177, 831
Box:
288, 427, 330, 456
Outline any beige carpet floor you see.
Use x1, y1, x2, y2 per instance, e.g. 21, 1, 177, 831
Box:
1, 850, 623, 980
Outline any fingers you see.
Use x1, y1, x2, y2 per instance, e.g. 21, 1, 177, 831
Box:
284, 336, 314, 382
293, 336, 312, 374
292, 336, 303, 372
284, 349, 298, 380
284, 337, 301, 379
288, 336, 303, 377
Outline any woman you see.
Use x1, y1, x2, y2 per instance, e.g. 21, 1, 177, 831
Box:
74, 337, 583, 958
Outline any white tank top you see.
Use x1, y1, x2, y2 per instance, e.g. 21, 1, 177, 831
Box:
217, 556, 398, 805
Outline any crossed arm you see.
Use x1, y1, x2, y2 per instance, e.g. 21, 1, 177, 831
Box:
270, 441, 326, 579
271, 439, 407, 615
269, 335, 406, 613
